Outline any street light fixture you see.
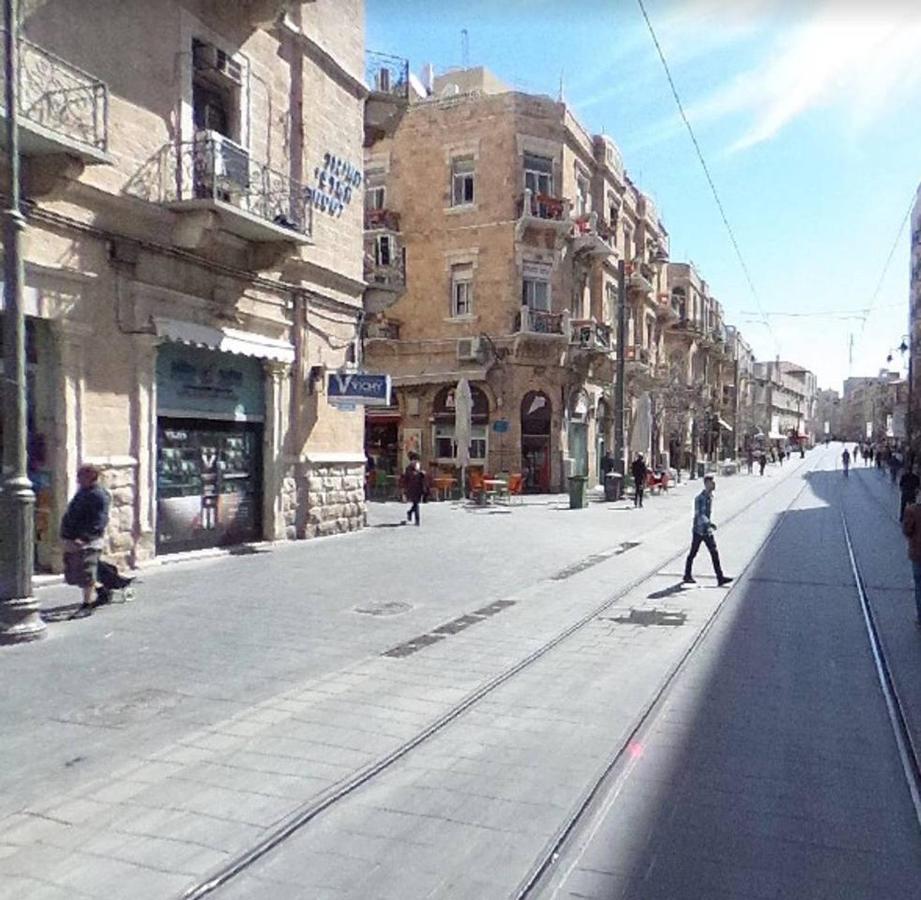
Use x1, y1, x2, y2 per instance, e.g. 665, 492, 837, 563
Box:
0, 0, 45, 644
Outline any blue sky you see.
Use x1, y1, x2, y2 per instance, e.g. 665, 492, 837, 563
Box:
366, 0, 921, 392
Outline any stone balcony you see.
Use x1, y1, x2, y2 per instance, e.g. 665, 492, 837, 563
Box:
363, 317, 401, 340
570, 318, 612, 353
625, 261, 655, 295
623, 343, 651, 371
365, 50, 409, 145
515, 306, 567, 336
518, 189, 572, 233
364, 256, 406, 294
0, 36, 109, 164
571, 213, 617, 258
365, 207, 401, 231
655, 293, 680, 321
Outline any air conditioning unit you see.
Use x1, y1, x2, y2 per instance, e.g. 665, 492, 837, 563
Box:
457, 337, 481, 362
194, 129, 250, 198
193, 40, 244, 85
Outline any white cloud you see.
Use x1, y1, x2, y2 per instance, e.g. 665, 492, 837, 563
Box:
681, 1, 921, 152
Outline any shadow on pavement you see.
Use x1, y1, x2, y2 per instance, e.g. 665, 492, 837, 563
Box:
572, 466, 921, 899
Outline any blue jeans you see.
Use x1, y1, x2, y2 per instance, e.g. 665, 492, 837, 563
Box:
912, 561, 921, 622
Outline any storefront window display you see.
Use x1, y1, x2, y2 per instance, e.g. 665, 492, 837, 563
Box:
155, 343, 264, 553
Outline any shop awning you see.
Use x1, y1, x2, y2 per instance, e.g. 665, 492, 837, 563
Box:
717, 418, 733, 431
153, 317, 295, 364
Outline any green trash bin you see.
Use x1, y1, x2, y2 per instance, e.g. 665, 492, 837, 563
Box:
568, 475, 588, 509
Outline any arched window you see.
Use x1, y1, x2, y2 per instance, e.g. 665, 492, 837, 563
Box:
432, 384, 489, 423
521, 391, 552, 435
432, 384, 489, 463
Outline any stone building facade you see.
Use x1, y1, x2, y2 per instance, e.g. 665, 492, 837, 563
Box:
0, 0, 370, 571
361, 67, 673, 491
753, 360, 818, 444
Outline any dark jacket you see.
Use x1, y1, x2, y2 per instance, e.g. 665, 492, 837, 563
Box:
631, 458, 648, 484
903, 504, 921, 562
60, 486, 109, 542
900, 471, 920, 498
403, 465, 427, 503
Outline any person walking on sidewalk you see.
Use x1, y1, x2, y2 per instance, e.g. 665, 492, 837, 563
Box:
631, 453, 648, 508
683, 475, 732, 586
60, 464, 110, 610
746, 447, 754, 474
758, 452, 767, 476
899, 464, 920, 521
403, 452, 427, 527
901, 495, 921, 627
842, 447, 851, 477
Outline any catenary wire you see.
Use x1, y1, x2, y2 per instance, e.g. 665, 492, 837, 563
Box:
634, 0, 778, 354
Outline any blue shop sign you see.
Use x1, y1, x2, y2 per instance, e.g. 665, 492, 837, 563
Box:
157, 343, 265, 421
492, 419, 510, 433
327, 372, 391, 407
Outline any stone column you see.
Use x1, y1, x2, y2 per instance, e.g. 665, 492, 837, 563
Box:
49, 319, 90, 573
130, 334, 162, 566
262, 360, 292, 541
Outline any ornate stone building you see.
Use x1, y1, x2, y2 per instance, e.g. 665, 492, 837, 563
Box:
0, 0, 370, 571
361, 67, 671, 491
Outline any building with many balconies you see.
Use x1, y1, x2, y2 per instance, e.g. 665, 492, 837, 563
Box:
361, 66, 671, 491
0, 1, 371, 571
753, 359, 818, 445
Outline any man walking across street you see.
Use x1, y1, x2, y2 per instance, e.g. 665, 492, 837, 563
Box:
631, 453, 648, 508
683, 475, 732, 586
901, 491, 921, 627
403, 452, 427, 527
60, 464, 110, 610
842, 447, 850, 477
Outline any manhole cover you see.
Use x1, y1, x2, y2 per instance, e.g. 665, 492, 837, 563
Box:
355, 601, 412, 617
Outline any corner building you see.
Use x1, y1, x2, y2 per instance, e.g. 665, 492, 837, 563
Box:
362, 68, 671, 491
0, 1, 369, 572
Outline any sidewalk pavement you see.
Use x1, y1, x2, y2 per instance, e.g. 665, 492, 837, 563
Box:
0, 460, 807, 899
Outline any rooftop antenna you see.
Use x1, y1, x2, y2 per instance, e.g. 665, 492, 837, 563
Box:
848, 332, 854, 375
461, 28, 469, 69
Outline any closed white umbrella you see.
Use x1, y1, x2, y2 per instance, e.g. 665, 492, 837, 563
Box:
630, 392, 652, 458
454, 378, 473, 496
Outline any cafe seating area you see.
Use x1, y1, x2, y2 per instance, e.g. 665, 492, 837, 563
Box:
366, 466, 525, 505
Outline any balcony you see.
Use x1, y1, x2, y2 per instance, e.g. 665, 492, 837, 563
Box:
518, 189, 572, 233
623, 343, 651, 371
364, 318, 401, 340
0, 36, 109, 163
365, 50, 409, 144
160, 135, 312, 245
365, 207, 401, 231
364, 255, 406, 294
571, 213, 617, 258
515, 306, 565, 336
656, 292, 680, 321
570, 319, 612, 352
625, 261, 654, 295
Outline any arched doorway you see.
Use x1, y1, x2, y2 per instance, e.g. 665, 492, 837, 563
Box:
521, 390, 551, 492
568, 390, 590, 477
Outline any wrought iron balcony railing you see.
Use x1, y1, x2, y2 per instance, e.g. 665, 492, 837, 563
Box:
516, 307, 564, 335
162, 136, 311, 237
571, 319, 612, 351
0, 36, 107, 151
364, 207, 401, 231
518, 190, 568, 222
365, 50, 410, 100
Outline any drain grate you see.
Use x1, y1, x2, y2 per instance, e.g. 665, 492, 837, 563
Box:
382, 600, 518, 659
603, 607, 687, 627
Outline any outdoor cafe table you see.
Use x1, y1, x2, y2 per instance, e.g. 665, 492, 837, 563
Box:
482, 478, 508, 504
432, 476, 457, 501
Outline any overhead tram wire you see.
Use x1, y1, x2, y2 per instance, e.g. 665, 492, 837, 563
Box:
634, 0, 778, 353
858, 193, 915, 337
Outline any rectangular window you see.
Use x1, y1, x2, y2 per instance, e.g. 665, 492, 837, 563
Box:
375, 234, 393, 267
522, 277, 550, 311
451, 264, 473, 317
575, 171, 590, 217
451, 156, 475, 206
523, 152, 553, 197
433, 425, 487, 463
366, 185, 386, 211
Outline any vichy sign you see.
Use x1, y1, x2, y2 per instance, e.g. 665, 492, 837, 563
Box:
327, 372, 391, 407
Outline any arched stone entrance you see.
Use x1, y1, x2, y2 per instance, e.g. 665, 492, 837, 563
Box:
521, 390, 552, 492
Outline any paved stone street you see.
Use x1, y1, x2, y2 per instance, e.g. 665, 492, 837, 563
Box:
2, 445, 920, 899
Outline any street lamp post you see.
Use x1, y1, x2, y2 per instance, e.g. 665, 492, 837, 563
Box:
0, 0, 45, 644
613, 258, 627, 489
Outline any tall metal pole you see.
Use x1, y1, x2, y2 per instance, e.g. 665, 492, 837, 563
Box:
908, 346, 914, 465
613, 259, 627, 488
0, 0, 44, 644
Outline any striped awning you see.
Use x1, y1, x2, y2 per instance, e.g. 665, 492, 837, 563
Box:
153, 317, 294, 364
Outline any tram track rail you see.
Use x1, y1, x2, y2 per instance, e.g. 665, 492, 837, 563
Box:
179, 454, 817, 900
